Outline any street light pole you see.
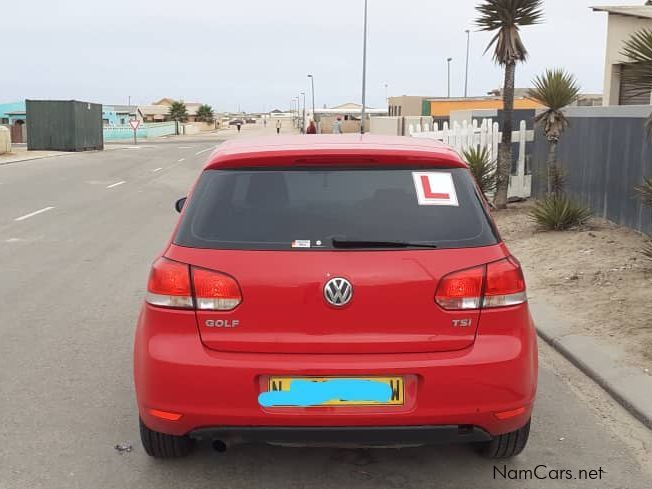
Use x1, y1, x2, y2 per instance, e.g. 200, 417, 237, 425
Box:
464, 30, 471, 98
447, 58, 453, 98
360, 0, 369, 134
301, 91, 306, 133
307, 74, 316, 121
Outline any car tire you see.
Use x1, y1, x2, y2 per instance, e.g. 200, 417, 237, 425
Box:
478, 419, 531, 459
139, 418, 194, 458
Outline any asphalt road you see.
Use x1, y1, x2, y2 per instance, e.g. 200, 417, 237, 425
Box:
1, 130, 652, 489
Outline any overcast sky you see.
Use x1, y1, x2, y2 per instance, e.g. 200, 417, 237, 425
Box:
1, 0, 641, 112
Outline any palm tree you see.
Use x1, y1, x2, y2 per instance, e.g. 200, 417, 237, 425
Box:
462, 146, 497, 200
528, 69, 580, 194
620, 29, 652, 138
196, 104, 215, 123
475, 0, 544, 209
168, 101, 188, 122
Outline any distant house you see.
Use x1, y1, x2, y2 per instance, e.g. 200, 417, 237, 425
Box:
592, 3, 652, 106
314, 103, 387, 133
138, 105, 170, 123
0, 101, 27, 142
151, 98, 203, 122
102, 105, 139, 126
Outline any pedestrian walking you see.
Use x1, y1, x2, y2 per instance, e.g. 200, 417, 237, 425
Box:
276, 120, 282, 135
236, 122, 242, 133
306, 120, 317, 134
332, 116, 343, 134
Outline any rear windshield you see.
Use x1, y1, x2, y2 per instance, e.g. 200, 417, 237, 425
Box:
174, 168, 498, 250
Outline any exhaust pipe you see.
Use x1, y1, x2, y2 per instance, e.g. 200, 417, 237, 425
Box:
212, 440, 228, 453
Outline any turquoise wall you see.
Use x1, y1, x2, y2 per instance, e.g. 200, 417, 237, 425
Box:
103, 122, 176, 140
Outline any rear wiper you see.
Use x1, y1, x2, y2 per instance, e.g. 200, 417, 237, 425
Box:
332, 238, 438, 249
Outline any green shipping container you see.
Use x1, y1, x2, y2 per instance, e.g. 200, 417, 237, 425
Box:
26, 100, 103, 152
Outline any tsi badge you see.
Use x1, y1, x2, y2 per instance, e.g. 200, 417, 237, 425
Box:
205, 319, 239, 328
452, 319, 473, 328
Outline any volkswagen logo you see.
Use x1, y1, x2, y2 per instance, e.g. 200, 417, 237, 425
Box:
324, 278, 353, 307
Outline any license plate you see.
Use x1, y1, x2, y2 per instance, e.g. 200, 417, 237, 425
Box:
262, 376, 404, 407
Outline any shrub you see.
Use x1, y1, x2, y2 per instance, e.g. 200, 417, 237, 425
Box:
462, 146, 497, 199
635, 177, 652, 207
529, 194, 592, 230
643, 242, 652, 260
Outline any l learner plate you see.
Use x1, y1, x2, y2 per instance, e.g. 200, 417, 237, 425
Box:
260, 377, 404, 407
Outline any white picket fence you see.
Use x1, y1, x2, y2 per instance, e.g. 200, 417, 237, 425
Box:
409, 119, 534, 199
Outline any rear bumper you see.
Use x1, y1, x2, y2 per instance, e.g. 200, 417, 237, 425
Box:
134, 304, 538, 438
190, 425, 492, 446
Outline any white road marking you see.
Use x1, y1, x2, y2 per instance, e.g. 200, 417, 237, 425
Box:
152, 167, 163, 172
177, 158, 185, 162
178, 146, 192, 149
14, 206, 55, 222
106, 180, 126, 189
195, 147, 214, 156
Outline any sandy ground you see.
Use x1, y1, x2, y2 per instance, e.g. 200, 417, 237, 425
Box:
494, 202, 652, 369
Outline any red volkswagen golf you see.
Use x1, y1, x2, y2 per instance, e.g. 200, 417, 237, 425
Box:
134, 135, 537, 459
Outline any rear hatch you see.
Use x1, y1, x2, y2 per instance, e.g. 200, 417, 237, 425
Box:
170, 166, 501, 354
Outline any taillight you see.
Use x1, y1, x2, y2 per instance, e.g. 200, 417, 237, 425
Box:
434, 266, 484, 310
435, 257, 526, 311
192, 268, 242, 311
484, 257, 527, 308
145, 258, 242, 311
146, 257, 193, 309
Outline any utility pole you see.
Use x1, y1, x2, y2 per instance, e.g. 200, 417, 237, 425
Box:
301, 92, 306, 133
360, 0, 369, 134
307, 74, 316, 121
464, 30, 471, 98
447, 58, 453, 98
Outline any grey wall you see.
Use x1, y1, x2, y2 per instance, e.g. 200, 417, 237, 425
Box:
531, 106, 652, 236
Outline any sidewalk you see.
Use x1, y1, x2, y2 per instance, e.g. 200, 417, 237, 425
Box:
531, 300, 652, 430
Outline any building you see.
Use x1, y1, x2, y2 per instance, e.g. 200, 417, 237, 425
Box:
0, 101, 27, 143
387, 96, 431, 117
592, 3, 652, 106
314, 103, 387, 133
388, 94, 543, 121
152, 98, 203, 122
102, 105, 139, 126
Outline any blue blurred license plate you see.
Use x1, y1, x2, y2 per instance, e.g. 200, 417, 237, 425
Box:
261, 376, 404, 407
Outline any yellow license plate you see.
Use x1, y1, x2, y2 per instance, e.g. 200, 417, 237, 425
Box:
265, 376, 404, 407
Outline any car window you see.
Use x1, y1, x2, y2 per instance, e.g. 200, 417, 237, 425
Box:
174, 168, 498, 250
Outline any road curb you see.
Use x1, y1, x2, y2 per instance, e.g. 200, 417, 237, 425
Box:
530, 301, 652, 430
0, 146, 127, 167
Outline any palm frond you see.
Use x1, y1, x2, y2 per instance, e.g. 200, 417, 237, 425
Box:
475, 0, 544, 65
462, 146, 497, 198
635, 176, 652, 207
529, 69, 580, 141
620, 29, 652, 100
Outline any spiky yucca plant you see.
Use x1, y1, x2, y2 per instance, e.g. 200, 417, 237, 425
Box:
529, 194, 591, 231
463, 146, 497, 199
528, 69, 580, 194
635, 177, 652, 207
620, 29, 652, 138
475, 0, 544, 209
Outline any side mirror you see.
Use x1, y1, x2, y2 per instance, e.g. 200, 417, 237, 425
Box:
175, 197, 187, 213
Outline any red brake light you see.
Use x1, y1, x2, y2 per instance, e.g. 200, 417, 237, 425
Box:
484, 257, 527, 308
192, 268, 242, 311
435, 257, 526, 311
146, 257, 193, 309
435, 265, 484, 310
